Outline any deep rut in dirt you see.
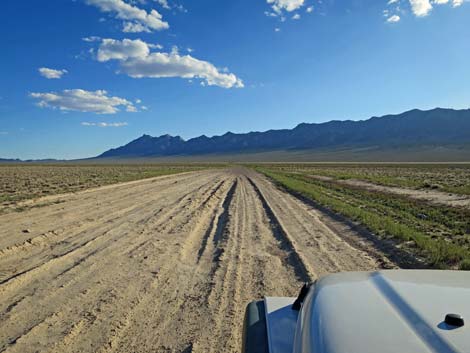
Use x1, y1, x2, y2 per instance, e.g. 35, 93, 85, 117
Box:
0, 168, 394, 353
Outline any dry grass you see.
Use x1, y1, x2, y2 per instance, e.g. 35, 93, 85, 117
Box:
0, 164, 215, 205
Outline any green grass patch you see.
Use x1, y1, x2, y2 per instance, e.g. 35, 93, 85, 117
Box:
257, 167, 470, 269
258, 163, 470, 195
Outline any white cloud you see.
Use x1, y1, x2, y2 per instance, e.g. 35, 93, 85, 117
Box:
121, 53, 244, 88
292, 13, 301, 19
387, 14, 401, 22
85, 0, 169, 32
148, 43, 163, 50
30, 89, 139, 114
38, 67, 68, 79
267, 0, 305, 14
274, 27, 281, 32
431, 0, 465, 5
96, 38, 243, 88
409, 0, 433, 16
155, 0, 170, 9
125, 104, 138, 112
306, 6, 313, 13
82, 36, 101, 42
123, 22, 151, 32
97, 38, 150, 61
81, 121, 128, 127
387, 0, 468, 19
264, 11, 278, 17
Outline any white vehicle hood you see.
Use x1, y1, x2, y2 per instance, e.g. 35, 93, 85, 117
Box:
294, 270, 470, 353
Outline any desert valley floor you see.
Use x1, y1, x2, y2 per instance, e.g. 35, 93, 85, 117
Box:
0, 168, 394, 353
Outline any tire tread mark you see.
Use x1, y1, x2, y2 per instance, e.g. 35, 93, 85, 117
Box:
246, 177, 312, 282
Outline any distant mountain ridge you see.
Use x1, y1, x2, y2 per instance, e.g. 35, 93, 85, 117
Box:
97, 108, 470, 159
0, 158, 60, 163
0, 158, 21, 163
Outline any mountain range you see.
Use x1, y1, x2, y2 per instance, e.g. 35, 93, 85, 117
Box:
96, 108, 470, 160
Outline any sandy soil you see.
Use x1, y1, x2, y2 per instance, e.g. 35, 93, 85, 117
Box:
310, 175, 470, 208
0, 168, 391, 353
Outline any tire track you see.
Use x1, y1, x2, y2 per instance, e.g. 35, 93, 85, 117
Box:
0, 172, 227, 353
192, 175, 306, 353
0, 173, 222, 306
0, 173, 221, 287
96, 178, 238, 353
247, 177, 313, 281
0, 171, 213, 250
248, 169, 388, 277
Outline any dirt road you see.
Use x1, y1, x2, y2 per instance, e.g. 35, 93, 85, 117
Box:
0, 168, 390, 353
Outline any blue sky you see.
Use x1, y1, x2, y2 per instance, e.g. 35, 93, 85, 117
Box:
1, 0, 469, 159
